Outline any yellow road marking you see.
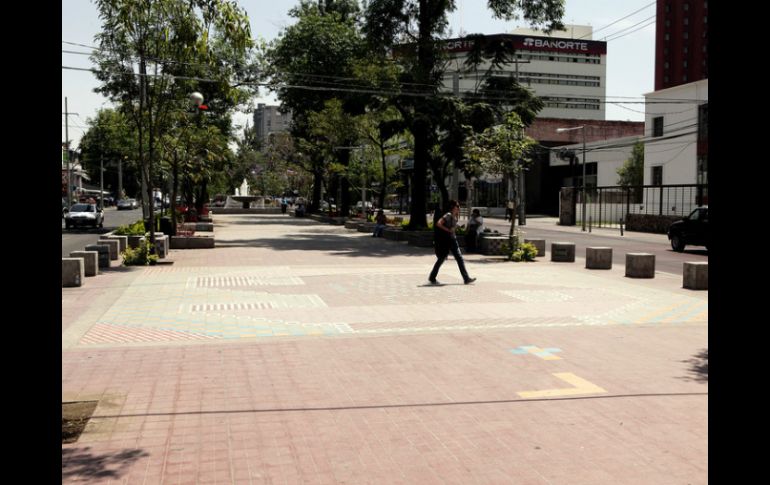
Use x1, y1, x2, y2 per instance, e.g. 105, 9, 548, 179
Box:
517, 372, 607, 399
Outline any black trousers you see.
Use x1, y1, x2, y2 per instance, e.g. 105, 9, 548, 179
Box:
430, 237, 470, 282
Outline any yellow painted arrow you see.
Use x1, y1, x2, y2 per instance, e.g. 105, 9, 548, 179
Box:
517, 372, 607, 399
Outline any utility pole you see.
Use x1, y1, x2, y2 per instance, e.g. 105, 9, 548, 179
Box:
62, 97, 79, 205
100, 153, 105, 210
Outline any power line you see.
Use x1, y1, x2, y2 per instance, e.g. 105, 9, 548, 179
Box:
578, 2, 656, 39
604, 18, 656, 42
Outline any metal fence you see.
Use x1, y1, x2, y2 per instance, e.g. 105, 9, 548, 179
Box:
575, 184, 708, 229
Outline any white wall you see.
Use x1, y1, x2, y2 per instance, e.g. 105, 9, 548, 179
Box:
643, 79, 708, 185
549, 135, 641, 187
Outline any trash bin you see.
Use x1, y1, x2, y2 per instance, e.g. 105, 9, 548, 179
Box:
160, 217, 175, 236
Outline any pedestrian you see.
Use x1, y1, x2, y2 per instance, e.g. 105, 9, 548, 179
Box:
429, 200, 476, 285
505, 199, 514, 222
372, 209, 387, 237
281, 198, 288, 214
464, 208, 484, 253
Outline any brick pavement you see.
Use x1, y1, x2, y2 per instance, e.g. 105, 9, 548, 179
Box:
62, 214, 707, 484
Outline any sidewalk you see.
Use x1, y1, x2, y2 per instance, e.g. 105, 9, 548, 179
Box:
62, 213, 707, 484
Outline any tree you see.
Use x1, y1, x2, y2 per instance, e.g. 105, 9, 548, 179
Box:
464, 111, 535, 238
92, 0, 252, 243
262, 1, 368, 216
617, 140, 644, 187
363, 0, 563, 229
79, 109, 140, 200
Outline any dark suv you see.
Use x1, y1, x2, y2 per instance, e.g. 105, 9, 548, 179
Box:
668, 206, 708, 252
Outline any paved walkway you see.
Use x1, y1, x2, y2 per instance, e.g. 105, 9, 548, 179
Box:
62, 214, 707, 484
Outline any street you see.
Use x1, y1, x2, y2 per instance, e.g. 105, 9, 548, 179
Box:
61, 207, 143, 257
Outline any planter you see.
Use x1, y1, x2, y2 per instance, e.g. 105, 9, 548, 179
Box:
383, 227, 407, 241
170, 235, 215, 249
404, 230, 434, 248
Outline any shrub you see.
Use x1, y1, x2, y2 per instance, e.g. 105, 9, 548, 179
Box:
114, 220, 146, 236
511, 242, 538, 262
122, 239, 158, 266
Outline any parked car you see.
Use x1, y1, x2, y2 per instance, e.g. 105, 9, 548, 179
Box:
667, 206, 708, 252
64, 203, 104, 229
117, 198, 138, 210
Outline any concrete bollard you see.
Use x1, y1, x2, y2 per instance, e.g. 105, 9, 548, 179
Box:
524, 239, 546, 257
62, 258, 84, 287
551, 242, 576, 262
97, 238, 120, 261
586, 247, 613, 269
70, 251, 98, 276
156, 235, 169, 258
683, 262, 708, 290
626, 253, 655, 278
102, 235, 127, 254
84, 244, 111, 269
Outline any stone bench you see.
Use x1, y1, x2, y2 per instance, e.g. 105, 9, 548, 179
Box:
62, 258, 84, 287
524, 238, 546, 257
97, 238, 120, 261
101, 235, 127, 254
480, 236, 509, 256
383, 228, 407, 241
357, 222, 376, 233
625, 253, 655, 278
683, 262, 708, 290
586, 247, 613, 270
170, 235, 215, 249
551, 242, 576, 262
344, 220, 361, 230
147, 233, 169, 258
84, 244, 111, 269
69, 251, 98, 277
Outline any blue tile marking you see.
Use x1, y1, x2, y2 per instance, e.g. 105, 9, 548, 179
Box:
510, 345, 563, 359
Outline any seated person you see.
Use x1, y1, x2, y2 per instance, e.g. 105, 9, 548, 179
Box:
372, 209, 387, 237
464, 209, 484, 252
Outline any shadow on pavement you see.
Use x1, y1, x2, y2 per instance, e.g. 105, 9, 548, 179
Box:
62, 447, 149, 481
216, 232, 431, 258
682, 349, 708, 382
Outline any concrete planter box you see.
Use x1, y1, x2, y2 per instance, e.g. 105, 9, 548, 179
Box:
97, 238, 120, 261
84, 244, 111, 268
126, 235, 145, 249
403, 231, 434, 248
626, 253, 655, 278
586, 247, 613, 269
357, 222, 376, 233
524, 238, 546, 257
383, 228, 407, 241
479, 235, 508, 255
170, 235, 215, 249
683, 262, 708, 290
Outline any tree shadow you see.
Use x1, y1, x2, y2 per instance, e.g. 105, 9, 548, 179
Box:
62, 447, 149, 481
681, 349, 708, 382
216, 232, 432, 258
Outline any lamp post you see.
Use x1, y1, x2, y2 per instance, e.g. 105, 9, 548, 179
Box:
556, 125, 587, 231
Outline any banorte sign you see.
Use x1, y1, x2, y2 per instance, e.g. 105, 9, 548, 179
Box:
444, 34, 606, 56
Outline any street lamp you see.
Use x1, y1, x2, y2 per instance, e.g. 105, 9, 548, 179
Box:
556, 125, 587, 231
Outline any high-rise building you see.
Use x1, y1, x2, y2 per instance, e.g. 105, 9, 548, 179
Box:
655, 0, 708, 91
253, 103, 292, 145
441, 26, 607, 120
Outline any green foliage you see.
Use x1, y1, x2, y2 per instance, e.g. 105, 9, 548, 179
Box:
617, 140, 645, 187
121, 240, 158, 266
511, 242, 539, 262
113, 220, 147, 236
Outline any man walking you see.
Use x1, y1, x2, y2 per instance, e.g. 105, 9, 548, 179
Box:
429, 200, 476, 285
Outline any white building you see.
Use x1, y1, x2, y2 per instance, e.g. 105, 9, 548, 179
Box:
549, 135, 642, 188
441, 26, 607, 120
642, 78, 708, 215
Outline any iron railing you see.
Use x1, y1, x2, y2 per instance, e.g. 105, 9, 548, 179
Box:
575, 184, 708, 229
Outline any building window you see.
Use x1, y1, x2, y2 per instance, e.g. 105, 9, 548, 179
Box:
652, 166, 663, 186
653, 117, 664, 137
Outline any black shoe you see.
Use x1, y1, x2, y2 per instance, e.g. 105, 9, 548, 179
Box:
429, 279, 439, 285
464, 277, 476, 285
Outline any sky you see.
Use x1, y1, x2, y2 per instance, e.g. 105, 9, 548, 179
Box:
62, 0, 656, 151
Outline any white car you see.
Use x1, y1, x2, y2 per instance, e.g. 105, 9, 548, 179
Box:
117, 198, 138, 210
64, 203, 104, 229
